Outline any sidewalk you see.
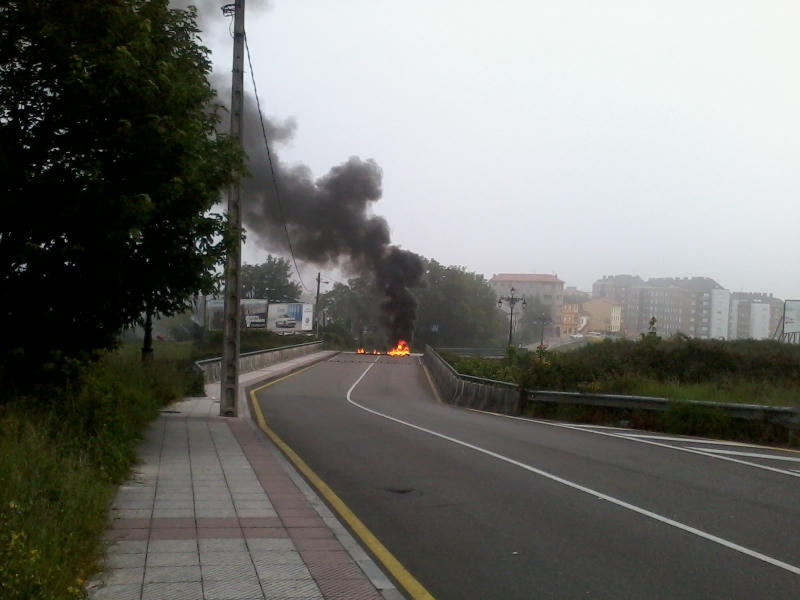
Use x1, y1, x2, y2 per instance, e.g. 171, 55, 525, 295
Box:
90, 351, 403, 600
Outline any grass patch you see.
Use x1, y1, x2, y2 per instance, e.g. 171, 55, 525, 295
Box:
120, 330, 319, 363
446, 339, 800, 407
0, 351, 195, 600
525, 401, 797, 447
618, 379, 800, 406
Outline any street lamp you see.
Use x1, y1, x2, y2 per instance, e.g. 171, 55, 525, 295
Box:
498, 287, 526, 347
533, 314, 551, 349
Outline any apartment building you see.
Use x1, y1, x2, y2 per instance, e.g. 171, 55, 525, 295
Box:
581, 298, 622, 334
641, 278, 729, 339
489, 273, 564, 337
592, 275, 730, 339
729, 293, 784, 339
592, 274, 645, 334
561, 297, 581, 336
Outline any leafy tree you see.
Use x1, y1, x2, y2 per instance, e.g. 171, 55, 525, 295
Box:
0, 1, 244, 375
318, 260, 505, 349
518, 295, 552, 345
413, 260, 505, 348
319, 278, 382, 348
241, 256, 302, 302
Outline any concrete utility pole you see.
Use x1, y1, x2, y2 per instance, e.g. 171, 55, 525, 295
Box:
314, 273, 330, 338
315, 273, 321, 338
220, 0, 245, 417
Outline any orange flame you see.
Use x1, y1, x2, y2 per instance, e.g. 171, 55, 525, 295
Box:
372, 349, 381, 355
357, 348, 365, 354
387, 340, 411, 356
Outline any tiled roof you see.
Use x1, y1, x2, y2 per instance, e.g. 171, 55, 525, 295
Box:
585, 297, 621, 306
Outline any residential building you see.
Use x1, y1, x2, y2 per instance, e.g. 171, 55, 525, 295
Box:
489, 273, 565, 337
592, 275, 731, 339
640, 278, 729, 339
729, 293, 784, 340
563, 286, 591, 301
561, 296, 580, 336
592, 274, 645, 334
581, 298, 622, 334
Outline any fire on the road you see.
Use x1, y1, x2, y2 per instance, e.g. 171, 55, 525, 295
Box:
355, 340, 410, 356
387, 340, 410, 356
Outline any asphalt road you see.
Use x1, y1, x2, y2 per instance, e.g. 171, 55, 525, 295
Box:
253, 353, 800, 600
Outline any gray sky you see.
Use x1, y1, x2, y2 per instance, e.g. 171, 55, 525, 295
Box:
203, 0, 799, 300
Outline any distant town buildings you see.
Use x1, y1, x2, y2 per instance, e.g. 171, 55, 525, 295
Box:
489, 274, 564, 337
729, 293, 784, 340
561, 296, 581, 336
563, 286, 591, 301
489, 271, 787, 341
592, 275, 644, 333
580, 298, 622, 334
591, 275, 786, 340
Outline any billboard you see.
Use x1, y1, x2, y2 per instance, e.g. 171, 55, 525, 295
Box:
785, 300, 800, 334
204, 298, 313, 332
206, 298, 224, 331
242, 299, 268, 329
267, 303, 313, 332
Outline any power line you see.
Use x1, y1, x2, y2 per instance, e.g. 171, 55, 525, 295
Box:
243, 32, 313, 293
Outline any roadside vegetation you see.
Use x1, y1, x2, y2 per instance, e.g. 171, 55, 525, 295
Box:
440, 337, 800, 444
0, 353, 199, 600
0, 2, 246, 598
319, 259, 507, 351
126, 312, 323, 361
443, 336, 800, 407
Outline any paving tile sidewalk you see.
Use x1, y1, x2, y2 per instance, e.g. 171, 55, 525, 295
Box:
90, 352, 401, 600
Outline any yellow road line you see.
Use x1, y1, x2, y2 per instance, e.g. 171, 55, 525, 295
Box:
249, 376, 436, 600
248, 364, 320, 395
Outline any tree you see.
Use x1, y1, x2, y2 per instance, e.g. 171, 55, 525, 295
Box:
413, 260, 505, 348
241, 257, 301, 302
319, 279, 382, 348
317, 260, 505, 349
518, 295, 552, 345
0, 1, 244, 374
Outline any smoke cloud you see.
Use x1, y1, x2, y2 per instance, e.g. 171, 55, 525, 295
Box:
180, 1, 425, 345
238, 113, 425, 345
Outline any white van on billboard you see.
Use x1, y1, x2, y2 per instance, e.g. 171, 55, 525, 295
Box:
267, 303, 313, 332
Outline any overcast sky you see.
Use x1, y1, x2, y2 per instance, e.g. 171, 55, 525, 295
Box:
200, 0, 799, 300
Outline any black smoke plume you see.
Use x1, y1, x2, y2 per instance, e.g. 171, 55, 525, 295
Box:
178, 2, 425, 345
238, 120, 425, 345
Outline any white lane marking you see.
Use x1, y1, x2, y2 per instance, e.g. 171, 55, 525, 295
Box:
686, 448, 800, 463
559, 423, 637, 431
346, 364, 800, 577
482, 413, 800, 480
617, 434, 752, 447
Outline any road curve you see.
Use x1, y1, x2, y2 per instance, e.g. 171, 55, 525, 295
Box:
252, 353, 800, 600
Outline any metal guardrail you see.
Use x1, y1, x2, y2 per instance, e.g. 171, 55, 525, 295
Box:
423, 346, 800, 428
437, 347, 508, 358
195, 341, 323, 384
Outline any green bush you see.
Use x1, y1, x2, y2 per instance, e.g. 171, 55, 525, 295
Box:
0, 352, 194, 600
444, 338, 800, 406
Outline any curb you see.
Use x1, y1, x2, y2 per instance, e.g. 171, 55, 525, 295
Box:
239, 352, 405, 600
